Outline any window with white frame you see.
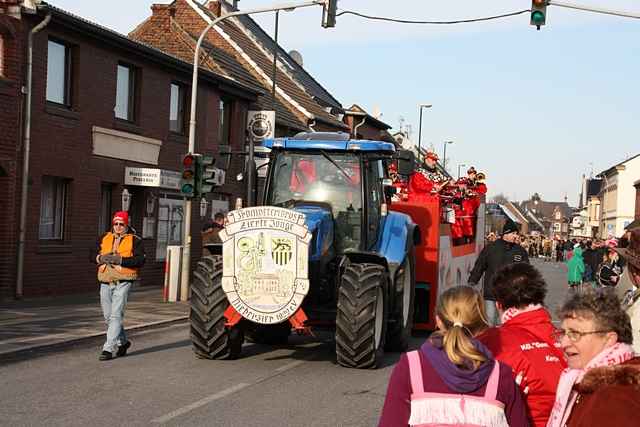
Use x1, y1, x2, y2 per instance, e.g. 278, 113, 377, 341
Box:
39, 176, 68, 240
169, 82, 186, 134
115, 63, 135, 121
553, 223, 561, 232
218, 98, 232, 144
46, 39, 72, 105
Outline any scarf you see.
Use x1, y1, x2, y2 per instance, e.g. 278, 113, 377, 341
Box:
500, 303, 543, 324
421, 335, 495, 393
546, 342, 635, 427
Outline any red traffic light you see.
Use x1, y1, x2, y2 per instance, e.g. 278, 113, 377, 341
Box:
183, 154, 195, 167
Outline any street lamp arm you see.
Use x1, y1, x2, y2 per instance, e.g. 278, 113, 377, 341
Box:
186, 0, 325, 153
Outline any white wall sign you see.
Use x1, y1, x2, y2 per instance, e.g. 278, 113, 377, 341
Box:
125, 167, 181, 190
247, 110, 275, 141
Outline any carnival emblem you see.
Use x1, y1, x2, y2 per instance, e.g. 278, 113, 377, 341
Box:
219, 207, 312, 325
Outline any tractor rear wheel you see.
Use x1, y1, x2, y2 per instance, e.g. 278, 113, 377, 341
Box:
190, 255, 243, 359
385, 247, 415, 352
336, 263, 387, 369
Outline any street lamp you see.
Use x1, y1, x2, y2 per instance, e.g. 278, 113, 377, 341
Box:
457, 163, 466, 180
181, 0, 328, 296
417, 104, 432, 161
443, 140, 454, 172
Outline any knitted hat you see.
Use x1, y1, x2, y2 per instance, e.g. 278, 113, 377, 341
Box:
112, 211, 129, 225
501, 221, 520, 236
467, 166, 477, 175
615, 228, 640, 269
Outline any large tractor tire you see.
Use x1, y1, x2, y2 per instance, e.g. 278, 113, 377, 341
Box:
385, 247, 416, 352
336, 263, 388, 369
190, 255, 243, 359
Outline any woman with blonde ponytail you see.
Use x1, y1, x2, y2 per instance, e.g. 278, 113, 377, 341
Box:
379, 286, 529, 427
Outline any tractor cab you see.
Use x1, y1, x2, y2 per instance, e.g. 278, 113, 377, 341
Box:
263, 134, 396, 256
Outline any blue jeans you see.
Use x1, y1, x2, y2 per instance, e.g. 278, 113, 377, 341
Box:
484, 299, 500, 326
100, 281, 132, 353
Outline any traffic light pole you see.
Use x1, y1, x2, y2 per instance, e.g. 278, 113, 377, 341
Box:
548, 1, 640, 19
181, 0, 330, 299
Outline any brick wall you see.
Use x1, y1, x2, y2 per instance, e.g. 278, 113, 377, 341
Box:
0, 12, 256, 299
0, 13, 23, 299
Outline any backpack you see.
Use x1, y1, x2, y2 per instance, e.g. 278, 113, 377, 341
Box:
407, 351, 509, 427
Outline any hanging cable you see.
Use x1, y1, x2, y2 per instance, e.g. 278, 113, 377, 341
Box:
336, 8, 531, 25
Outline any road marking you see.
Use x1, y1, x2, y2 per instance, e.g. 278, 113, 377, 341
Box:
151, 356, 314, 424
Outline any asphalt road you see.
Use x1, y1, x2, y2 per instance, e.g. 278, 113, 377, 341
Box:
0, 259, 568, 427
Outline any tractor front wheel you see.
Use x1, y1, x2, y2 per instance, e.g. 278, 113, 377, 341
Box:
336, 263, 388, 369
190, 255, 243, 359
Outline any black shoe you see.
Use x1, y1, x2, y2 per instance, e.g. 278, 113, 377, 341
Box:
99, 351, 113, 361
116, 341, 131, 357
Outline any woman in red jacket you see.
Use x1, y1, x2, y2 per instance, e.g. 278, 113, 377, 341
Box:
379, 286, 529, 427
478, 263, 566, 427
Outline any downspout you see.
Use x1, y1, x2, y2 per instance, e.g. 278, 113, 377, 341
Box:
353, 116, 366, 139
16, 12, 51, 299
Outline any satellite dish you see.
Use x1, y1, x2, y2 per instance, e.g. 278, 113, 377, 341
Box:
289, 50, 303, 67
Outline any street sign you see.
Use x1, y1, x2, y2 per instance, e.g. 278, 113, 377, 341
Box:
124, 167, 181, 190
247, 110, 275, 141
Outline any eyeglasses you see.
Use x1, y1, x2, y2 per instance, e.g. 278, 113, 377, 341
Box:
552, 328, 611, 343
113, 223, 126, 227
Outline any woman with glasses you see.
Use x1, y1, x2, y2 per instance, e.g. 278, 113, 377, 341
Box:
95, 211, 145, 361
547, 290, 640, 427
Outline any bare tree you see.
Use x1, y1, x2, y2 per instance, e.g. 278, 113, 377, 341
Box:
491, 193, 509, 204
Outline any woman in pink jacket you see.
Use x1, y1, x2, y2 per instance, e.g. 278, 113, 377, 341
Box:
378, 286, 528, 426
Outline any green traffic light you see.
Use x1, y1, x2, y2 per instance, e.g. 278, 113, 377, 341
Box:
531, 10, 545, 25
181, 184, 194, 194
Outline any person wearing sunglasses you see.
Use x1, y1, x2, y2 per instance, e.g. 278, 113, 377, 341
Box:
547, 290, 640, 427
95, 211, 145, 361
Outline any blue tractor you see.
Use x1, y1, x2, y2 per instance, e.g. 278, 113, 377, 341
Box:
190, 132, 419, 368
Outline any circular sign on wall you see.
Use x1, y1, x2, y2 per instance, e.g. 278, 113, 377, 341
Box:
247, 111, 275, 141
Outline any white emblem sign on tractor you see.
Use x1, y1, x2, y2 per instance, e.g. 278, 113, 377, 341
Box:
219, 206, 312, 325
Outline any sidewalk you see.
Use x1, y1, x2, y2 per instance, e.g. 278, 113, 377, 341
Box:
0, 286, 189, 360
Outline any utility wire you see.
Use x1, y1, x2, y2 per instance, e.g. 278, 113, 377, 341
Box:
335, 9, 531, 25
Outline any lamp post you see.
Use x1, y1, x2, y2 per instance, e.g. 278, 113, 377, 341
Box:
417, 104, 432, 161
457, 163, 466, 180
442, 140, 453, 172
181, 0, 328, 297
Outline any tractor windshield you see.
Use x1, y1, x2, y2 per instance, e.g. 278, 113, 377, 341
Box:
266, 151, 363, 252
267, 151, 362, 215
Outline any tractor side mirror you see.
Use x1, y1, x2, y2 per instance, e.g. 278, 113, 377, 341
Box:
396, 150, 415, 176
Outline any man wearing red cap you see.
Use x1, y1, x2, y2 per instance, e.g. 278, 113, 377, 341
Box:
94, 211, 145, 361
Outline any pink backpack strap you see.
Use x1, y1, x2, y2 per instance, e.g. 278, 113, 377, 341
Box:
484, 361, 501, 400
406, 351, 424, 394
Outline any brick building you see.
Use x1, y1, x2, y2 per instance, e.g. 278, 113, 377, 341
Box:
0, 2, 261, 299
129, 0, 349, 137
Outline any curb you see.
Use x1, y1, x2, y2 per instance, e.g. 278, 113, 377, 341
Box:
0, 316, 189, 363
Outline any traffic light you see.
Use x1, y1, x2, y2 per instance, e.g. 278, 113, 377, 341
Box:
180, 153, 196, 198
196, 154, 225, 195
530, 0, 547, 30
321, 0, 337, 28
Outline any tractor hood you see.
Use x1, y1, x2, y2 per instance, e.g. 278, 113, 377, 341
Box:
293, 204, 334, 262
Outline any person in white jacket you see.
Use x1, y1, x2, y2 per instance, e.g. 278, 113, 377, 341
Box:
614, 228, 640, 353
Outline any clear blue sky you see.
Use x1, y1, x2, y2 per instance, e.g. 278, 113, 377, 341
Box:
50, 0, 640, 205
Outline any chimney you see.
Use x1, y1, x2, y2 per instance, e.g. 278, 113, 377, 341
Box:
233, 0, 240, 9
208, 0, 222, 17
